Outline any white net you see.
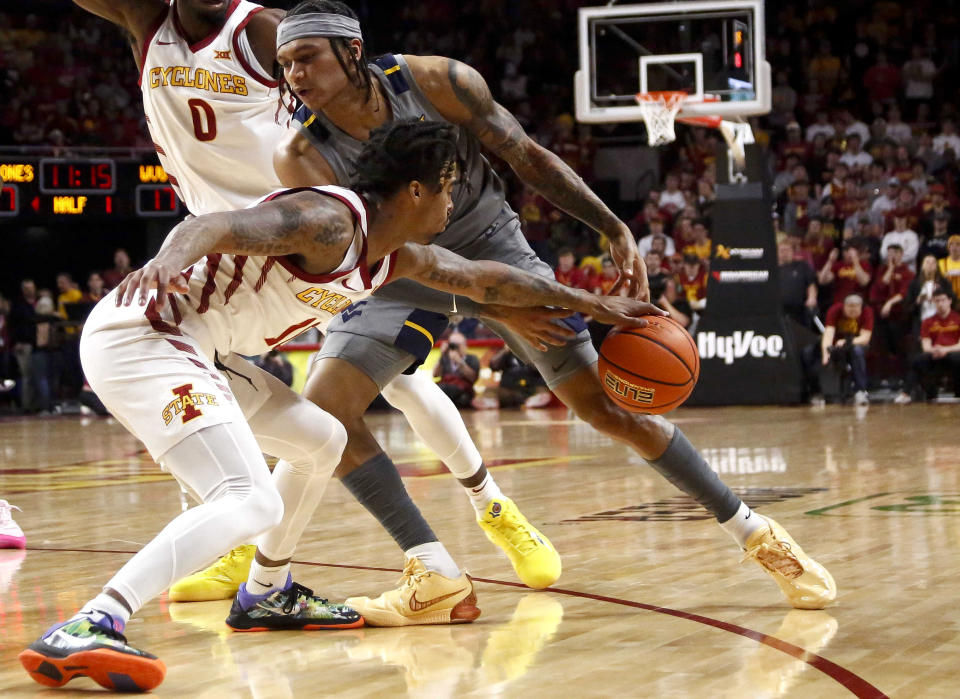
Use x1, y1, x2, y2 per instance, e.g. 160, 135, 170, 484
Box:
635, 92, 686, 147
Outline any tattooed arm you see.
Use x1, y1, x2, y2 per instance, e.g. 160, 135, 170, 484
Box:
393, 244, 664, 327
407, 54, 647, 300
116, 190, 355, 308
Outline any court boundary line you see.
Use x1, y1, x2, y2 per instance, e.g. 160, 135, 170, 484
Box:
24, 547, 888, 698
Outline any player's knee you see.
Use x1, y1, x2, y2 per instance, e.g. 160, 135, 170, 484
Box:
318, 417, 348, 467
380, 376, 411, 408
570, 391, 624, 435
241, 484, 285, 533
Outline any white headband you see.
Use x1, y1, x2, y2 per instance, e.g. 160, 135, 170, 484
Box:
277, 13, 363, 48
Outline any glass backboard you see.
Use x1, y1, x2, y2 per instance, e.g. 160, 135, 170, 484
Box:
574, 0, 770, 124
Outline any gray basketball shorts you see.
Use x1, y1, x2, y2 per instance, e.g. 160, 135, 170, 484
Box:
316, 209, 598, 390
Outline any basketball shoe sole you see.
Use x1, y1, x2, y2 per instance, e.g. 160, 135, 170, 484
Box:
226, 581, 364, 631
19, 618, 165, 692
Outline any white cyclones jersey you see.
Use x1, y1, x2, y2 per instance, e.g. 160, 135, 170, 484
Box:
140, 0, 287, 214
151, 187, 397, 356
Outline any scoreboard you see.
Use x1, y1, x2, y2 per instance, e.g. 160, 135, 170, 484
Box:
0, 158, 183, 220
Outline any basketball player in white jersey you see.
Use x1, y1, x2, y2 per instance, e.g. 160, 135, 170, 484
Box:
19, 121, 660, 692
73, 0, 565, 605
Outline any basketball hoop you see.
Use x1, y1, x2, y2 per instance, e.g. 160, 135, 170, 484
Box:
635, 91, 687, 147
635, 91, 749, 170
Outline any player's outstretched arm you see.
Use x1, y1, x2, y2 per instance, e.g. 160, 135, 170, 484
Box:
393, 243, 664, 328
409, 55, 647, 300
116, 191, 354, 308
73, 0, 167, 51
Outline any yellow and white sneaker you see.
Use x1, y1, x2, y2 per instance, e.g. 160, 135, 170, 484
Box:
477, 498, 561, 589
741, 517, 837, 610
345, 557, 480, 627
168, 545, 255, 603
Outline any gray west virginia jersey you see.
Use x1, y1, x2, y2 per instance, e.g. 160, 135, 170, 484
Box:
293, 54, 596, 389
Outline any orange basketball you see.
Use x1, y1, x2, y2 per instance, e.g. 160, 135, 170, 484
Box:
598, 316, 700, 414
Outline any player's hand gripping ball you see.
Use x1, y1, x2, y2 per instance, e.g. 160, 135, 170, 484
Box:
598, 316, 699, 414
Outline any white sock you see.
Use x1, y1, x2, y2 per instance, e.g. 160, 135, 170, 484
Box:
405, 542, 461, 579
719, 502, 766, 548
246, 560, 291, 595
80, 592, 132, 629
468, 472, 504, 513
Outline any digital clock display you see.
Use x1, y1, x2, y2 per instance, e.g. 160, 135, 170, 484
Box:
40, 159, 116, 194
136, 185, 181, 216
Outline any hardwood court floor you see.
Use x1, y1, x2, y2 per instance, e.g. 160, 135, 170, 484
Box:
1, 404, 958, 698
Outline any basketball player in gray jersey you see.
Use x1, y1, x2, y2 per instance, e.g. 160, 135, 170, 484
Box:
273, 0, 836, 623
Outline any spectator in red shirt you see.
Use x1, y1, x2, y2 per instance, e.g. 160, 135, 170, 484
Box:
779, 121, 811, 165
818, 243, 873, 304
588, 256, 614, 295
863, 51, 901, 104
803, 217, 835, 270
82, 272, 106, 304
821, 294, 874, 404
554, 248, 588, 289
515, 185, 557, 262
895, 288, 960, 402
648, 235, 674, 273
869, 243, 915, 374
102, 248, 133, 290
677, 253, 708, 311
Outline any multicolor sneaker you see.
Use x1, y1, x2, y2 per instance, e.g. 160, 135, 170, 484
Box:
741, 516, 837, 610
226, 577, 364, 631
0, 500, 26, 549
169, 544, 255, 602
19, 613, 166, 691
345, 557, 480, 627
477, 498, 561, 589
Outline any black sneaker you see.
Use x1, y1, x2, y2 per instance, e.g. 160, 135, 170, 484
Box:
19, 613, 166, 691
226, 580, 364, 631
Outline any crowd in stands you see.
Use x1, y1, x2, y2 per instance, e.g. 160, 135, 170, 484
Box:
4, 1, 960, 410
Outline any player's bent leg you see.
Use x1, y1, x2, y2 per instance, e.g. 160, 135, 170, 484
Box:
219, 366, 361, 631
382, 371, 561, 589
552, 364, 836, 609
21, 423, 283, 690
305, 354, 478, 625
171, 354, 356, 611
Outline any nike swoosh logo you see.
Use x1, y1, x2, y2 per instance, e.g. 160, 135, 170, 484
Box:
409, 587, 465, 612
551, 356, 571, 374
342, 279, 358, 291
745, 511, 752, 519
157, 40, 177, 45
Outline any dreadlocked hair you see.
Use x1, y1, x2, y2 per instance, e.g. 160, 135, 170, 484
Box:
351, 120, 460, 202
274, 0, 373, 120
